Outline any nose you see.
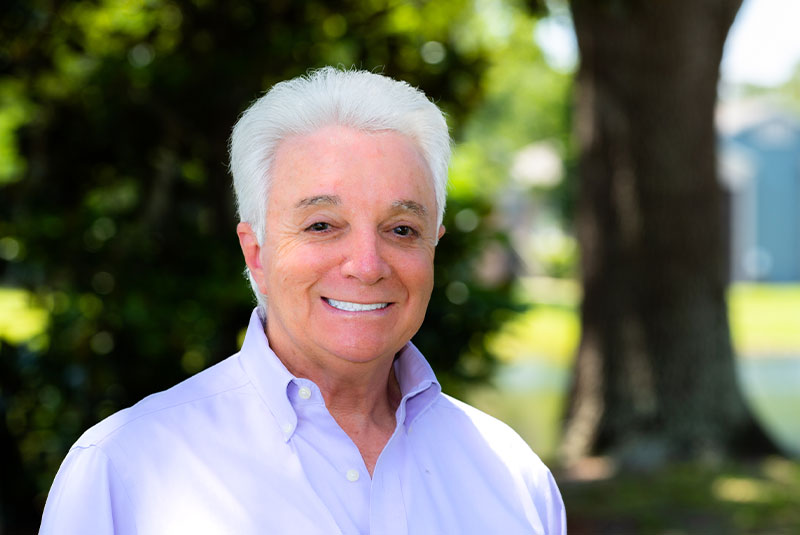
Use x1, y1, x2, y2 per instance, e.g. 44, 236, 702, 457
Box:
340, 231, 391, 284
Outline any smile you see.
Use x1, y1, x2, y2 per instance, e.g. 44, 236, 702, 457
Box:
324, 298, 390, 312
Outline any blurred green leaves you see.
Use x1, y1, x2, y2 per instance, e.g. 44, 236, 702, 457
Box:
0, 80, 34, 184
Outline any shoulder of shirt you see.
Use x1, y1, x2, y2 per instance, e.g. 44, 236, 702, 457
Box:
431, 392, 520, 432
72, 353, 250, 449
431, 393, 564, 517
429, 392, 544, 460
429, 392, 561, 498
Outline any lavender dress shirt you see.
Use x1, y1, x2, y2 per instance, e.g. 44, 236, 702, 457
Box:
40, 309, 566, 534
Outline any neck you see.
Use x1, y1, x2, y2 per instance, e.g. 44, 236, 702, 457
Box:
267, 332, 404, 476
280, 349, 401, 421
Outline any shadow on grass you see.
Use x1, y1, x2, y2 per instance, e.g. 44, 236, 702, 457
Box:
559, 456, 800, 534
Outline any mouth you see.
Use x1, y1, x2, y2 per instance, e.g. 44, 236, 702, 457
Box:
323, 298, 391, 312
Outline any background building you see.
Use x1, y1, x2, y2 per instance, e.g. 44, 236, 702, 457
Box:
719, 100, 800, 282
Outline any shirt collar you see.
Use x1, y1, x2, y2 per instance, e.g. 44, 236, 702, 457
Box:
237, 308, 297, 441
393, 342, 442, 428
237, 308, 441, 439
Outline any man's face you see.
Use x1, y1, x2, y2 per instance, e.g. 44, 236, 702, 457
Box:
248, 125, 444, 371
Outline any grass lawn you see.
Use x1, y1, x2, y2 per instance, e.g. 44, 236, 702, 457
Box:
729, 283, 800, 356
560, 457, 800, 534
474, 280, 800, 455
488, 279, 800, 365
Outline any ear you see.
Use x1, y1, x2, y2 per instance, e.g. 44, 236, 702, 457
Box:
236, 222, 267, 294
437, 224, 446, 241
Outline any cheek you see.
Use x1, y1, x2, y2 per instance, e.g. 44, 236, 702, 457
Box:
264, 243, 333, 290
398, 254, 436, 301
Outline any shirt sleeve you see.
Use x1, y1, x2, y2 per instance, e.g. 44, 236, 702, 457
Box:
515, 436, 567, 534
40, 445, 137, 535
541, 468, 567, 535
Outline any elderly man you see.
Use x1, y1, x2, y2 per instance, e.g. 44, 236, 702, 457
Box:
40, 68, 565, 534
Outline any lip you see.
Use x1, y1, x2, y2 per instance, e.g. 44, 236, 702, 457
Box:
322, 297, 393, 313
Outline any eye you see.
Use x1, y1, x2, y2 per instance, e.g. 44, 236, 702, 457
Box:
306, 222, 331, 232
392, 225, 418, 237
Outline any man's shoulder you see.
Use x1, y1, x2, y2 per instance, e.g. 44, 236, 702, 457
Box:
431, 393, 527, 441
73, 353, 251, 449
420, 393, 565, 532
425, 392, 548, 470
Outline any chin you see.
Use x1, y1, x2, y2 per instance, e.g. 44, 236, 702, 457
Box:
327, 336, 404, 364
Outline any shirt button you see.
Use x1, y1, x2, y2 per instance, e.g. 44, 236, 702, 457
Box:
345, 469, 360, 482
282, 423, 293, 434
298, 386, 312, 400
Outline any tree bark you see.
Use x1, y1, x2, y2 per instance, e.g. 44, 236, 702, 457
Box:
561, 0, 771, 468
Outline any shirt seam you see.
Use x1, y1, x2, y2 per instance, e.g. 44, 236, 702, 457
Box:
72, 444, 140, 534
79, 377, 253, 447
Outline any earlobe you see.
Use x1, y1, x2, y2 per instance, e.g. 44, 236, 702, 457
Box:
438, 224, 446, 240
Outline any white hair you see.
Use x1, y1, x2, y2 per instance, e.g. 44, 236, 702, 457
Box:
229, 67, 451, 309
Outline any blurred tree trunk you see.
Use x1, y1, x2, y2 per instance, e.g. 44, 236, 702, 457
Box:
561, 0, 771, 468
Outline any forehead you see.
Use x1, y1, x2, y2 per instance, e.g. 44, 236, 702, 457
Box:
269, 126, 435, 211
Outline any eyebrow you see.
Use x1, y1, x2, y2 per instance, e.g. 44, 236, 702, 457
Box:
295, 195, 341, 208
392, 200, 428, 217
295, 195, 428, 217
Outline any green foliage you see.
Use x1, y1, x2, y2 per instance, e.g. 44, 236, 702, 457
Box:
449, 1, 575, 208
0, 0, 572, 530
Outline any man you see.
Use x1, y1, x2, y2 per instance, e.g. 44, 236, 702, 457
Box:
40, 67, 566, 534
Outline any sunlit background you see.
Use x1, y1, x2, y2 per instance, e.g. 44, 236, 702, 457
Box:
1, 0, 799, 532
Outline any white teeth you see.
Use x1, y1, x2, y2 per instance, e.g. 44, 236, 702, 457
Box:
326, 298, 389, 312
